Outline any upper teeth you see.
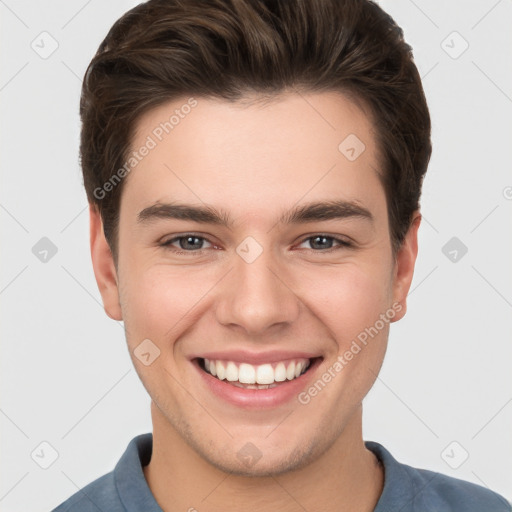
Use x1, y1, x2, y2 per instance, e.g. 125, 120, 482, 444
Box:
204, 358, 310, 384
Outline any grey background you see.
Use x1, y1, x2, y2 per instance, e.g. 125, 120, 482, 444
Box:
1, 0, 511, 510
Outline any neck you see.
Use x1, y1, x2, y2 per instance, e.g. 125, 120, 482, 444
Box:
143, 402, 384, 512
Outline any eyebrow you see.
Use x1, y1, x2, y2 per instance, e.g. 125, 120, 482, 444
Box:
137, 200, 373, 227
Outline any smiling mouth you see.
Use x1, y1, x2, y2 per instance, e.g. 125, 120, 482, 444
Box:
197, 357, 320, 389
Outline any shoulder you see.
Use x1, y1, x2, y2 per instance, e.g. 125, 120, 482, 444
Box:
51, 433, 156, 512
403, 463, 511, 511
51, 471, 124, 512
366, 441, 511, 512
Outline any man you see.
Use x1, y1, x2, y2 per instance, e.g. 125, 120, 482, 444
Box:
53, 0, 510, 510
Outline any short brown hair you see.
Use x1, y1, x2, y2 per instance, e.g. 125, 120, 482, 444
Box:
80, 0, 432, 263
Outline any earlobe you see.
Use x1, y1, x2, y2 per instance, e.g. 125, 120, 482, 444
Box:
89, 205, 123, 321
390, 212, 421, 323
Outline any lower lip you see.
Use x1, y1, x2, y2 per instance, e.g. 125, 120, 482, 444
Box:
193, 358, 322, 409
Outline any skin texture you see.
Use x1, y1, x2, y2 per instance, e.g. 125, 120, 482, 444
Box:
90, 91, 420, 512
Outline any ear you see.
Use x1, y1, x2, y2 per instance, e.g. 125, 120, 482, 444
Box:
89, 205, 123, 321
390, 211, 421, 322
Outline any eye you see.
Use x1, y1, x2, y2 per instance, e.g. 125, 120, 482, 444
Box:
160, 234, 214, 253
159, 233, 352, 256
297, 235, 352, 252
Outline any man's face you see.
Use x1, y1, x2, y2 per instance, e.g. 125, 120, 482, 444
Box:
92, 91, 418, 475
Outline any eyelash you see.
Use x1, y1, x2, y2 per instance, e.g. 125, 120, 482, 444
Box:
160, 233, 353, 256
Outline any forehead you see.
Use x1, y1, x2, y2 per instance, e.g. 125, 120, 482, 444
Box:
121, 91, 385, 226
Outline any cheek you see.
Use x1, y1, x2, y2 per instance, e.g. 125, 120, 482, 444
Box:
302, 267, 393, 405
118, 265, 212, 347
297, 262, 393, 344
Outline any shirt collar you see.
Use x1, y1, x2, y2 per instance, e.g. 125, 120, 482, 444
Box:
114, 433, 162, 511
365, 440, 416, 510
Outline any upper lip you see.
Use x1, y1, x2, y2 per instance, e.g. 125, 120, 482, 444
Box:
190, 350, 321, 365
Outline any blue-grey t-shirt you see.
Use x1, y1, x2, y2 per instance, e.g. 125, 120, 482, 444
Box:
52, 433, 511, 511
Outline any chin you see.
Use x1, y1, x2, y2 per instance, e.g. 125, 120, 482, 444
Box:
208, 447, 315, 477
192, 432, 326, 478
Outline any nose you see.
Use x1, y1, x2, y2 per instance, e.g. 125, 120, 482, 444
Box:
215, 245, 300, 335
